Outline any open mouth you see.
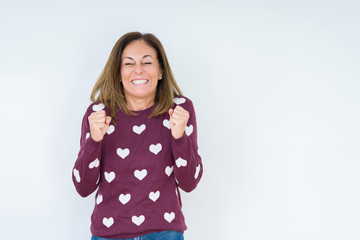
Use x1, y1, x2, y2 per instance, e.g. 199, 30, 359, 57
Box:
131, 79, 149, 85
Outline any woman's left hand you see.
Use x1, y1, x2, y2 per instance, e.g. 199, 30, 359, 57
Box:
168, 106, 190, 139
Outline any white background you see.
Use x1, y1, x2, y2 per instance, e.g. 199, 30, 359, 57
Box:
1, 0, 359, 239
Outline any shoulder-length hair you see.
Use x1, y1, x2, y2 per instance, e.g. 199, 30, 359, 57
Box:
90, 32, 183, 120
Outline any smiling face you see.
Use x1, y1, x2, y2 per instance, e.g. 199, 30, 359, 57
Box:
120, 40, 162, 106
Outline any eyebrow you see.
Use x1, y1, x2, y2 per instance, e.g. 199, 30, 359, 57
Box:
143, 55, 153, 59
123, 56, 134, 61
123, 55, 154, 61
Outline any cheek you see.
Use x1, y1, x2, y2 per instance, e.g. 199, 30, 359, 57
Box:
144, 65, 159, 75
120, 69, 131, 81
150, 69, 161, 79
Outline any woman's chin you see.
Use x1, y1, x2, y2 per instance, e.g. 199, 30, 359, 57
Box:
125, 90, 156, 100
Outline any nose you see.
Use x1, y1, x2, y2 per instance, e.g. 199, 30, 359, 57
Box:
134, 64, 144, 74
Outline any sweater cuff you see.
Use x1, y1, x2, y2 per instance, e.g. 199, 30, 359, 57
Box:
171, 133, 187, 145
84, 136, 103, 150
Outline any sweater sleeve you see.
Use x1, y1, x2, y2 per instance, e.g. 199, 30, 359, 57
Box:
171, 99, 203, 192
72, 104, 103, 197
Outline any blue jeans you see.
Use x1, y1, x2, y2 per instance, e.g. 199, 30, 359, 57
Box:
91, 230, 184, 240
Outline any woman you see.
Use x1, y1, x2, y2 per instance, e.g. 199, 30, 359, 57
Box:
72, 32, 203, 240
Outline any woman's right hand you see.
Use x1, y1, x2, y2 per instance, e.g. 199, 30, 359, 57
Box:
88, 110, 112, 142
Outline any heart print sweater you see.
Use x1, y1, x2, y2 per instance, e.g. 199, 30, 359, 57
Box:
72, 96, 203, 239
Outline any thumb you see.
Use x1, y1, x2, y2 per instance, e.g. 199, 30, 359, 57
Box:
105, 116, 111, 125
101, 116, 111, 136
168, 109, 174, 116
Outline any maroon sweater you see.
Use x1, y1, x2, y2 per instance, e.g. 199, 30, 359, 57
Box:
72, 96, 203, 239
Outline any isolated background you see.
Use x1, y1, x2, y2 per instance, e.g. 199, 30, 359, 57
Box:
1, 0, 359, 239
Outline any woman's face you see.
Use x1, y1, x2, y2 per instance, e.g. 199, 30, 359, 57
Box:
120, 40, 162, 103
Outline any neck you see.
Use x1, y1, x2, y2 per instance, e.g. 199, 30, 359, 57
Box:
126, 95, 155, 111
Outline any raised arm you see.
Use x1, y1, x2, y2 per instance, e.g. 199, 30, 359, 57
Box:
72, 104, 111, 197
170, 98, 203, 192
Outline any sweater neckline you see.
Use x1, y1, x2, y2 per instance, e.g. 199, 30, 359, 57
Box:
130, 103, 157, 115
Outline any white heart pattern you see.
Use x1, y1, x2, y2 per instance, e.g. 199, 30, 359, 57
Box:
173, 97, 186, 105
132, 215, 145, 226
176, 157, 188, 168
133, 124, 146, 134
85, 132, 90, 139
105, 171, 115, 183
163, 119, 170, 129
164, 212, 175, 223
96, 194, 103, 205
149, 191, 160, 202
119, 193, 131, 205
165, 166, 174, 177
185, 125, 193, 136
134, 169, 147, 181
195, 164, 201, 179
89, 158, 100, 169
103, 217, 114, 228
107, 125, 115, 135
149, 143, 162, 155
117, 148, 130, 159
92, 103, 105, 112
73, 168, 80, 182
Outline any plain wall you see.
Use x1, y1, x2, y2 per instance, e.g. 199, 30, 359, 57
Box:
1, 0, 359, 239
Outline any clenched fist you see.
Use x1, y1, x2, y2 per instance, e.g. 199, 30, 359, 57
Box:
88, 110, 111, 142
168, 106, 189, 139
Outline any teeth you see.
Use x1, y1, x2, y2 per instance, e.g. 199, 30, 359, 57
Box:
132, 80, 148, 85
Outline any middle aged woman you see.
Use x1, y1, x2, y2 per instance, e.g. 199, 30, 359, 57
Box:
72, 32, 203, 240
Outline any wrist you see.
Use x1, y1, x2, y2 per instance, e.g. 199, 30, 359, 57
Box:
172, 131, 184, 140
91, 135, 103, 142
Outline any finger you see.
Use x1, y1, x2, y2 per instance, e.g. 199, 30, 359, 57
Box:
171, 111, 188, 120
105, 116, 111, 125
92, 122, 107, 129
101, 123, 110, 135
91, 118, 107, 124
173, 106, 189, 116
92, 111, 106, 118
90, 113, 107, 121
89, 113, 106, 122
89, 110, 106, 117
91, 117, 106, 124
170, 119, 185, 127
168, 109, 174, 116
173, 106, 186, 112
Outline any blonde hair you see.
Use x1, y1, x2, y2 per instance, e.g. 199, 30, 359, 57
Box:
91, 32, 183, 121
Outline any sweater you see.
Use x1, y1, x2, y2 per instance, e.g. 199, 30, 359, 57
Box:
72, 96, 203, 239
